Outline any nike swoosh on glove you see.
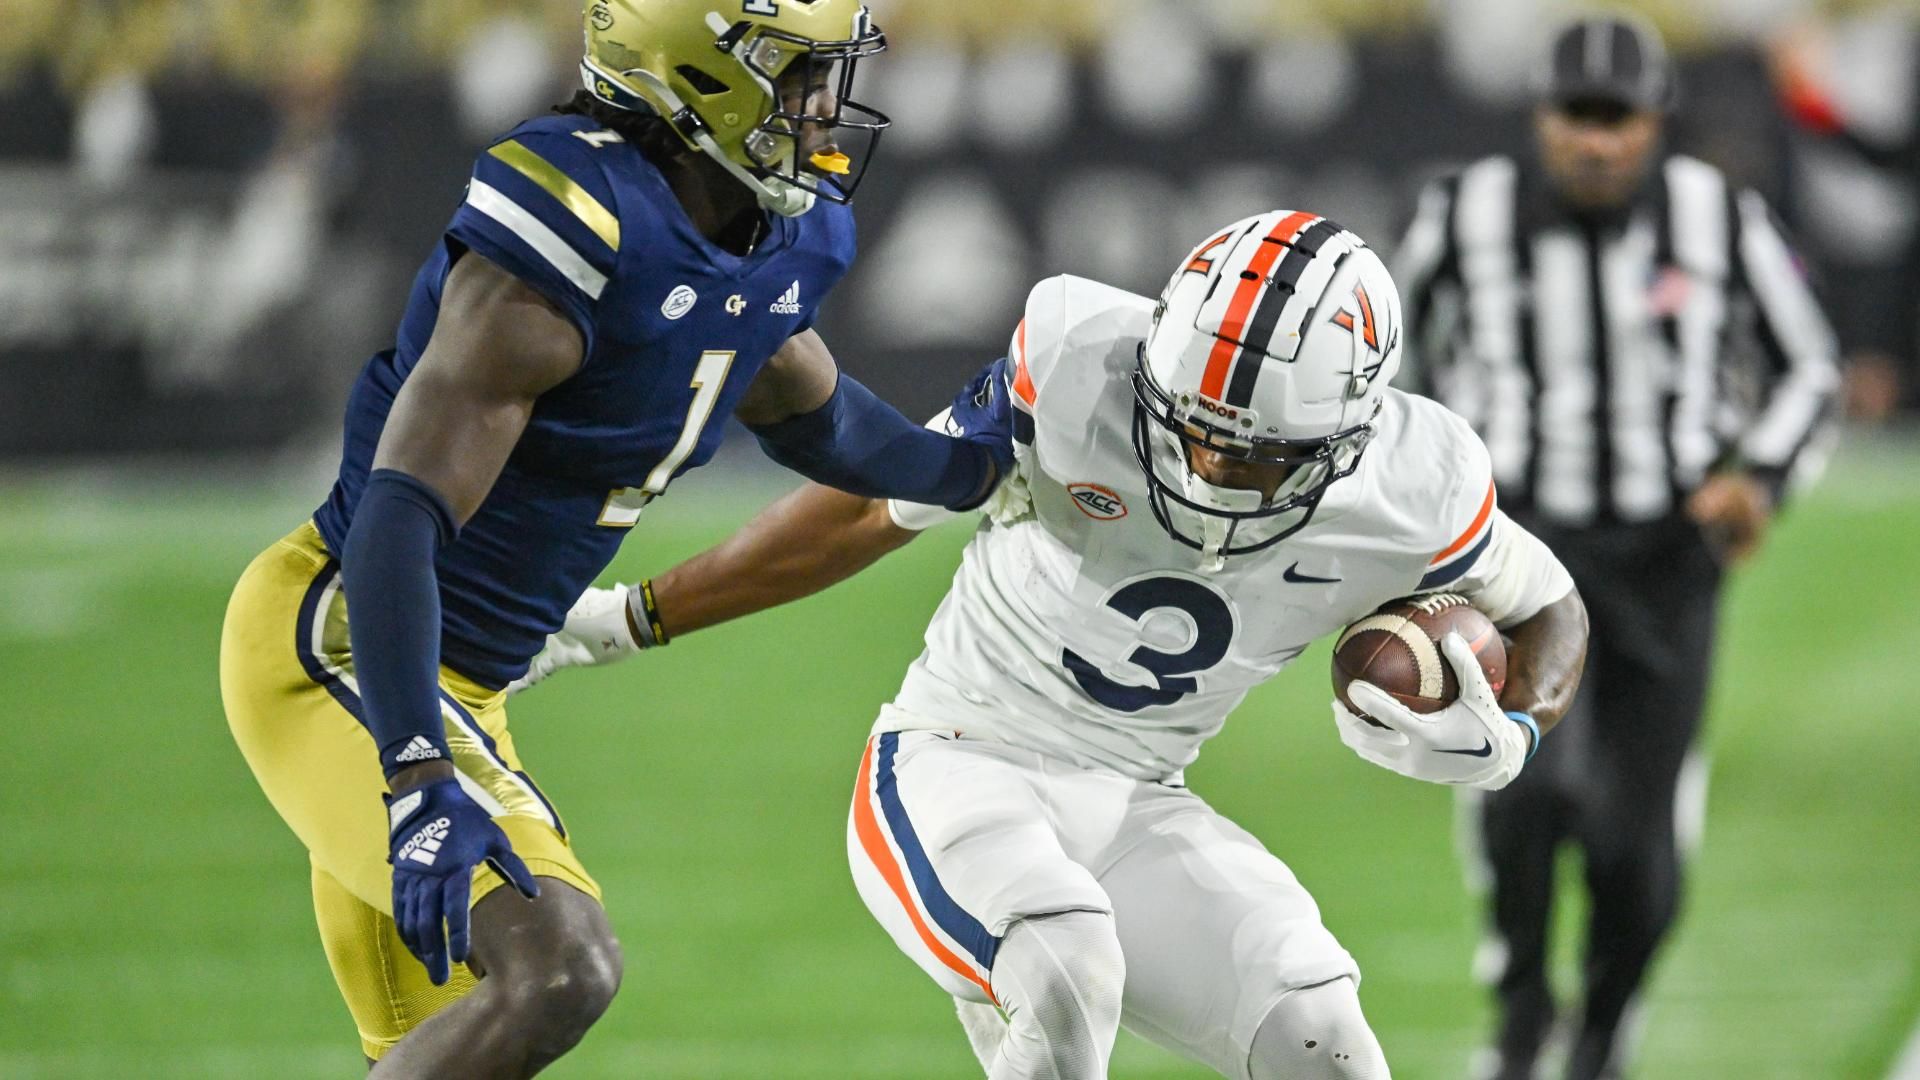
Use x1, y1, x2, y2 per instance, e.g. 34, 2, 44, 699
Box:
1333, 632, 1531, 790
387, 779, 540, 984
507, 585, 639, 695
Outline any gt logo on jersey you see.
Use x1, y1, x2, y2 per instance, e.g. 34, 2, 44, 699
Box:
1330, 282, 1380, 351
1069, 483, 1128, 521
743, 0, 779, 14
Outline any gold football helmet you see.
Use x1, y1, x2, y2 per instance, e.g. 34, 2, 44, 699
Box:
581, 0, 889, 216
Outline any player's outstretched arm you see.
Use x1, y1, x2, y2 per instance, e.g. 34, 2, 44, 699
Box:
340, 252, 584, 983
510, 353, 1021, 684
507, 483, 919, 694
736, 330, 1014, 511
659, 482, 921, 637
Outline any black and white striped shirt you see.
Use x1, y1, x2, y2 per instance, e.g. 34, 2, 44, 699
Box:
1395, 154, 1839, 526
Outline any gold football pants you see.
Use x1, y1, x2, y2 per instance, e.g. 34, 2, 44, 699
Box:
220, 521, 599, 1058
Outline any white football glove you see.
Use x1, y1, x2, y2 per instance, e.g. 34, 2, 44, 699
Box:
981, 452, 1034, 526
1333, 632, 1537, 791
507, 584, 642, 695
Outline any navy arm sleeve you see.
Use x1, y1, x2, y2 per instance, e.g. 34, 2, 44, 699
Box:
749, 374, 1002, 511
340, 469, 459, 779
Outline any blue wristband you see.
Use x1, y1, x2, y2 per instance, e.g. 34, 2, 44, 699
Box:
1505, 710, 1541, 761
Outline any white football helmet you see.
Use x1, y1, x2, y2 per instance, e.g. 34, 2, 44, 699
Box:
1132, 210, 1403, 566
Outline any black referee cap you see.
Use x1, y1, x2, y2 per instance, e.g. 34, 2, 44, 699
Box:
1540, 13, 1676, 112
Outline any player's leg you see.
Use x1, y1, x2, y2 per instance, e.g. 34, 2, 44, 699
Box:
370, 682, 619, 1076
1564, 523, 1720, 1080
310, 861, 479, 1062
848, 729, 1123, 1079
1089, 784, 1381, 1079
1246, 977, 1387, 1080
313, 854, 618, 1077
986, 912, 1127, 1079
368, 877, 620, 1077
223, 526, 614, 1073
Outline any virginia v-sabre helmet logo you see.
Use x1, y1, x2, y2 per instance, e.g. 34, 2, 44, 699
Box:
580, 0, 890, 217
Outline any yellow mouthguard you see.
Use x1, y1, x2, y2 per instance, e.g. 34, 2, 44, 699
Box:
809, 151, 852, 175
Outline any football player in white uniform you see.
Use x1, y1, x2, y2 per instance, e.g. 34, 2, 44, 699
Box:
521, 211, 1589, 1079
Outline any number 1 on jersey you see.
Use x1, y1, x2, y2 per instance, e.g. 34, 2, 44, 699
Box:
598, 350, 736, 527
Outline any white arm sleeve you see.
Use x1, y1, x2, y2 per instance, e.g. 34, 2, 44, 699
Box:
1450, 510, 1575, 627
887, 494, 961, 532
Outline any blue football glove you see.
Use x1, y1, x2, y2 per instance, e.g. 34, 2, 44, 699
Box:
944, 356, 1018, 496
386, 779, 540, 985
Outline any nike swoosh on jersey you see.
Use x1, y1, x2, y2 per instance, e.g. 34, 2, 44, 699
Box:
1437, 739, 1493, 757
1282, 562, 1341, 584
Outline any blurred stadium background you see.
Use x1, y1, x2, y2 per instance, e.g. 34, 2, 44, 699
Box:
3, 1, 1918, 1077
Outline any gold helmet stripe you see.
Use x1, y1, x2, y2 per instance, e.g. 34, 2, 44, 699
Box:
487, 140, 621, 251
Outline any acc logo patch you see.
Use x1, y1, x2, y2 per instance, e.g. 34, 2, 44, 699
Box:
661, 285, 698, 321
588, 2, 614, 31
1068, 483, 1128, 521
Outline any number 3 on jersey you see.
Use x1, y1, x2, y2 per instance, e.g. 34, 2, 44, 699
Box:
598, 350, 736, 527
1063, 574, 1236, 712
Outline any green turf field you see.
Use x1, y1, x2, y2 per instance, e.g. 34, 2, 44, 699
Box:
3, 442, 1917, 1079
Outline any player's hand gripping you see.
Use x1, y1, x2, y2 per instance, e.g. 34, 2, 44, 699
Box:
386, 776, 540, 984
1333, 632, 1536, 791
944, 356, 1018, 506
507, 584, 643, 694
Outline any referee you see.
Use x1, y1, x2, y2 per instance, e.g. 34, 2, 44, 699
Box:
1394, 15, 1839, 1080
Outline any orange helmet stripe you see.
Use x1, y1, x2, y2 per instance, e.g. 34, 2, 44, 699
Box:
1198, 211, 1318, 400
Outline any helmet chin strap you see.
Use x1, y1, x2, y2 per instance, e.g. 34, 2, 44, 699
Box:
595, 62, 818, 218
1179, 460, 1264, 573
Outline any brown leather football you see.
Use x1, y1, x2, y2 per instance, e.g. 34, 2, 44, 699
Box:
1332, 594, 1507, 723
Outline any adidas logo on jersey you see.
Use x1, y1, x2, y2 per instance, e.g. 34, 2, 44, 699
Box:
396, 816, 453, 868
770, 281, 802, 315
394, 736, 443, 764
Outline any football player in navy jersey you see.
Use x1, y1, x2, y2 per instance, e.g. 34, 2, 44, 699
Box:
219, 2, 1012, 1073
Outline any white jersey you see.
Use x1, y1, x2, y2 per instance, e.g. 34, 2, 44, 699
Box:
885, 275, 1573, 781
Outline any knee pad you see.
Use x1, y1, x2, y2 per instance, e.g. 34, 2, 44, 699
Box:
1248, 976, 1389, 1080
987, 911, 1125, 1080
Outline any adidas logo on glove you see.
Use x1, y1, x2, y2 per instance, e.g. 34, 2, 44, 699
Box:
396, 816, 453, 867
769, 281, 802, 315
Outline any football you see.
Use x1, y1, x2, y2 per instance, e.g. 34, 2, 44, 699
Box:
1333, 593, 1507, 723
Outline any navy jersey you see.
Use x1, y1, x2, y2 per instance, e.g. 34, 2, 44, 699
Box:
313, 113, 856, 687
